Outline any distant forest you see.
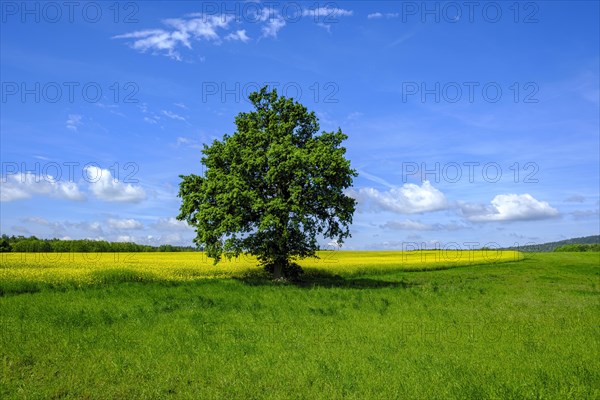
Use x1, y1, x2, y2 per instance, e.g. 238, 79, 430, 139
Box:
1, 234, 598, 253
0, 235, 196, 253
502, 235, 600, 252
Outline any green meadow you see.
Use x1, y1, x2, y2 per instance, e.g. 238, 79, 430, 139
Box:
1, 252, 599, 399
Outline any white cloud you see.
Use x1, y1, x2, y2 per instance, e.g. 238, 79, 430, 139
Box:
144, 115, 160, 124
176, 136, 191, 145
261, 16, 286, 38
348, 181, 448, 214
174, 102, 189, 109
113, 8, 352, 58
65, 221, 104, 233
161, 110, 186, 121
225, 29, 250, 42
461, 194, 559, 222
153, 217, 193, 231
66, 114, 82, 131
1, 173, 85, 202
381, 219, 467, 231
367, 12, 399, 19
174, 136, 203, 150
85, 166, 146, 203
303, 6, 353, 18
113, 15, 234, 60
107, 218, 144, 230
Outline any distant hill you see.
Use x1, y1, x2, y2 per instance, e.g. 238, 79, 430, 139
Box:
503, 235, 600, 252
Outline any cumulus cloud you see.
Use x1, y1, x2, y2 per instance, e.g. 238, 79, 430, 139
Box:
1, 172, 85, 202
22, 217, 66, 233
460, 194, 559, 222
65, 221, 104, 233
152, 217, 193, 231
348, 181, 448, 214
85, 166, 146, 203
107, 218, 144, 230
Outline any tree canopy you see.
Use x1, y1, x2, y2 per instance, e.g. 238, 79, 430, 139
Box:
177, 87, 357, 279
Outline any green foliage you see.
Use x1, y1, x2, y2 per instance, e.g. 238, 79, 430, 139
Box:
178, 87, 357, 278
554, 243, 600, 252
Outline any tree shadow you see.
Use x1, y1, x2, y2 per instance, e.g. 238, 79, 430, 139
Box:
235, 269, 418, 289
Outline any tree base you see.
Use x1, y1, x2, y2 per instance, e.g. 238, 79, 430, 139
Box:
263, 262, 304, 281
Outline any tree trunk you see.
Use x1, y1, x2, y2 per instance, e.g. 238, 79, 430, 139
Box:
273, 263, 282, 280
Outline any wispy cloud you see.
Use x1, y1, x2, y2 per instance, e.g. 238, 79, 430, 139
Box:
161, 110, 187, 121
381, 219, 467, 231
113, 6, 353, 58
261, 16, 286, 38
225, 29, 250, 42
302, 6, 353, 18
367, 12, 399, 19
174, 102, 189, 109
113, 15, 233, 60
66, 114, 82, 131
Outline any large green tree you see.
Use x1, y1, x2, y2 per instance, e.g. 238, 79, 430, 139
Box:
177, 87, 357, 279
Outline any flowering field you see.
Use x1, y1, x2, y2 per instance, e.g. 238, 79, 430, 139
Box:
0, 250, 522, 291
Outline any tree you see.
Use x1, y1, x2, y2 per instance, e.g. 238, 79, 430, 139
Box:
0, 235, 11, 252
177, 87, 357, 279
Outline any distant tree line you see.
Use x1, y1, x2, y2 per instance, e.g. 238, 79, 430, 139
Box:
553, 243, 600, 252
0, 235, 196, 253
502, 235, 599, 252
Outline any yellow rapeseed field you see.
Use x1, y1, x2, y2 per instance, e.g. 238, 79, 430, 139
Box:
0, 250, 522, 287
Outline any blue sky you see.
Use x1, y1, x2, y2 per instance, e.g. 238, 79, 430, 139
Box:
1, 1, 598, 250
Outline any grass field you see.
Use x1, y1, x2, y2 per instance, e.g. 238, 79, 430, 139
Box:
1, 251, 598, 399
